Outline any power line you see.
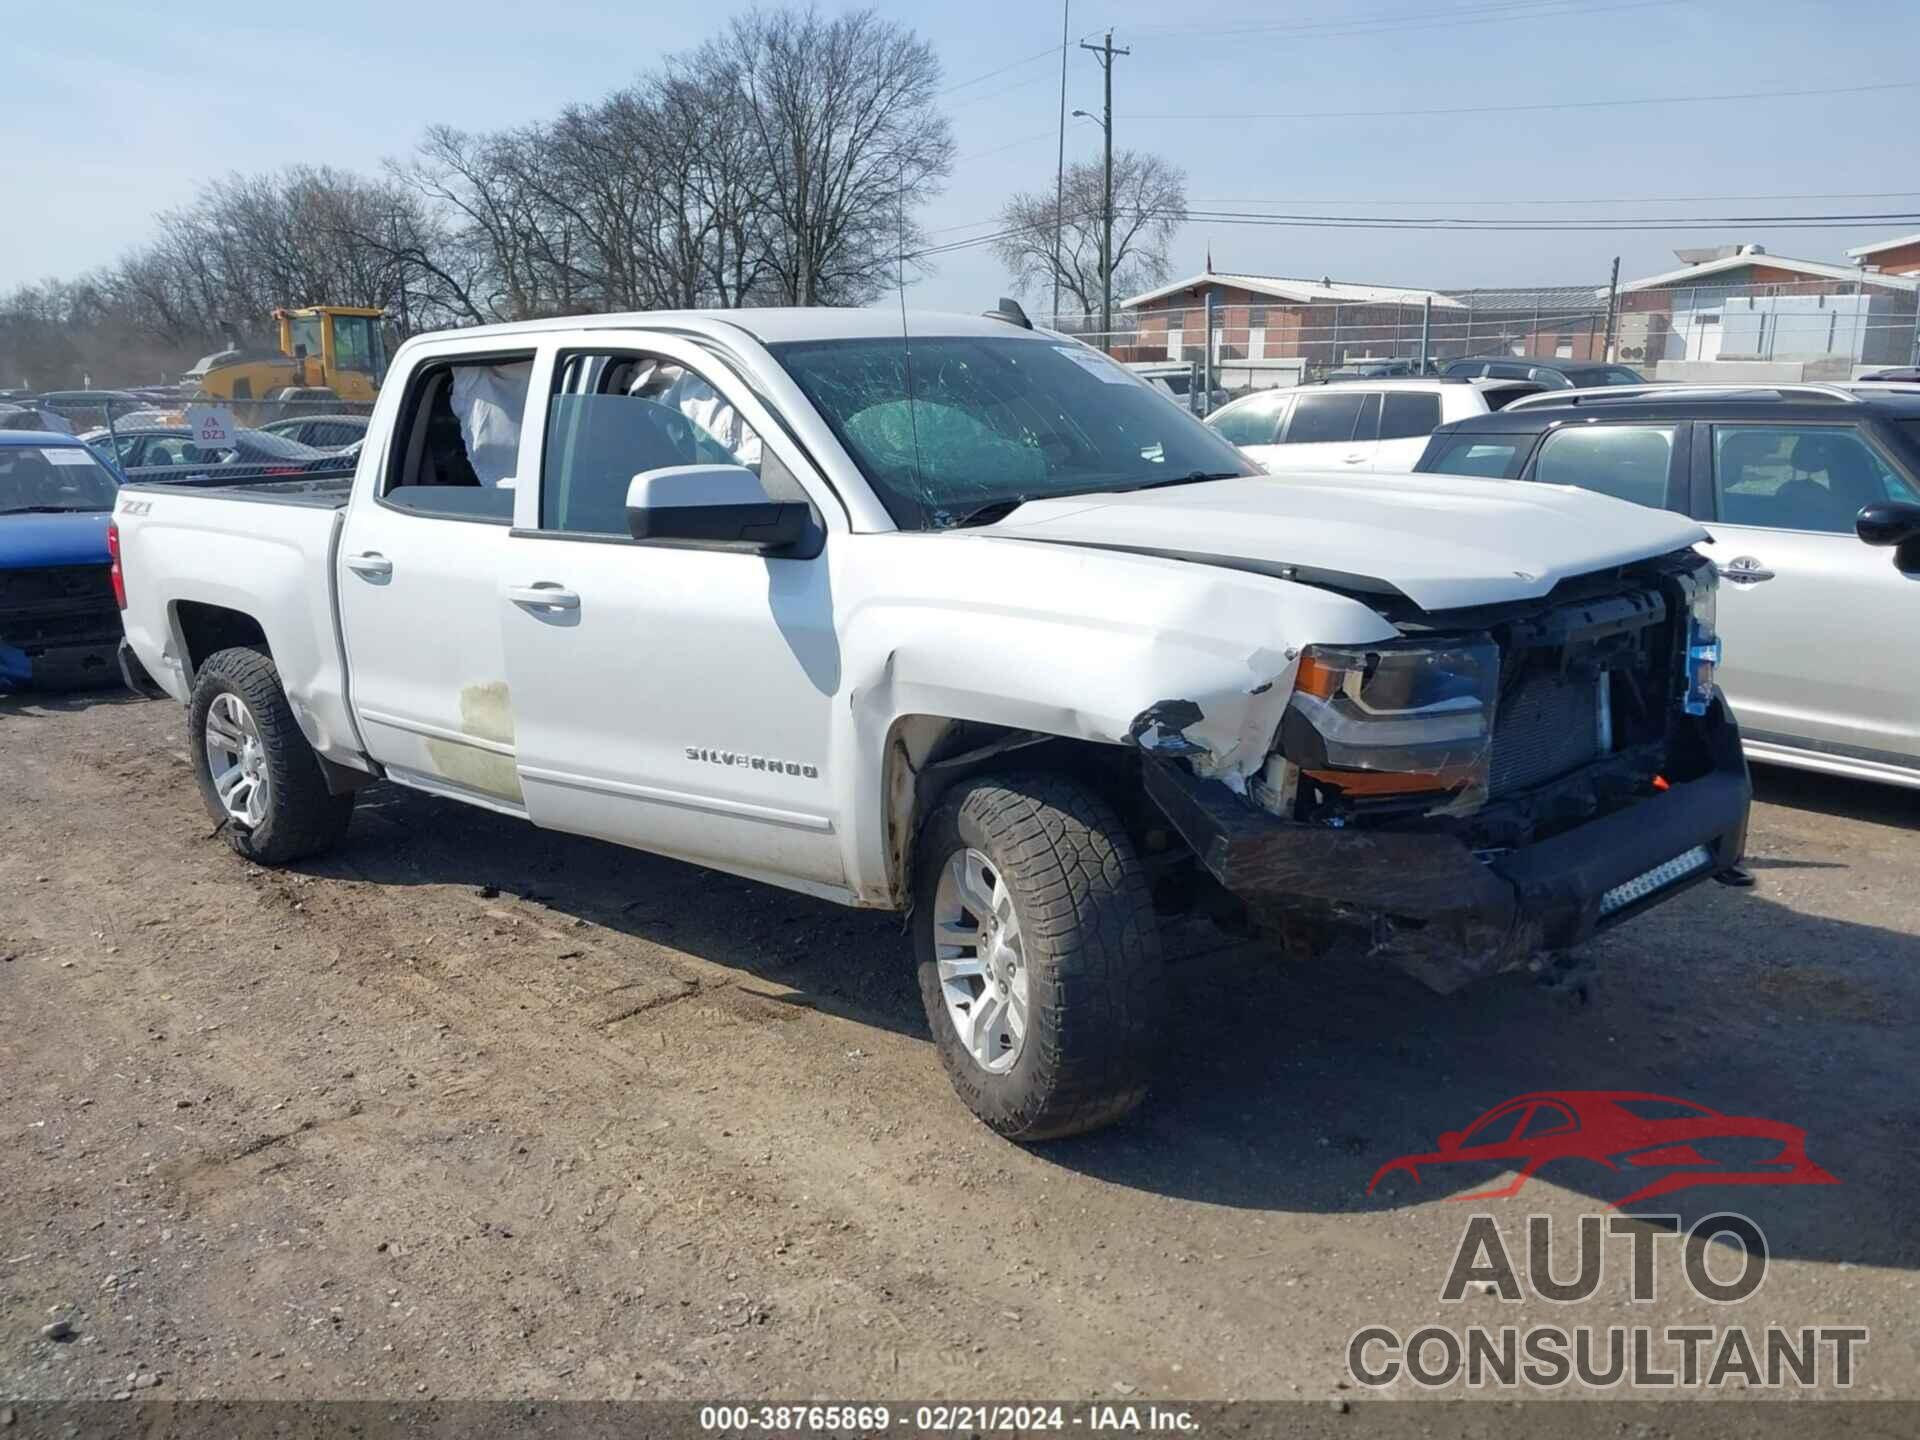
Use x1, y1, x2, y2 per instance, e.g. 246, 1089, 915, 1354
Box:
908, 207, 1920, 261
1187, 191, 1920, 209
1131, 0, 1674, 42
936, 42, 1063, 97
1124, 78, 1919, 121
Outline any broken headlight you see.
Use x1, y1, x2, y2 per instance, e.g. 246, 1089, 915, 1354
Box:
1682, 572, 1720, 717
1277, 637, 1500, 805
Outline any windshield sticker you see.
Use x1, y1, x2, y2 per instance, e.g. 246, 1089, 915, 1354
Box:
1053, 346, 1135, 384
43, 448, 96, 466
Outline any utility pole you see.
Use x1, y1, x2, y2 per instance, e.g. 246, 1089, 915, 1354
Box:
1079, 29, 1129, 352
1601, 255, 1622, 362
1052, 0, 1070, 330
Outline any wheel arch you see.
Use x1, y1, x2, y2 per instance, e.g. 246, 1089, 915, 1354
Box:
172, 600, 270, 681
878, 715, 1132, 910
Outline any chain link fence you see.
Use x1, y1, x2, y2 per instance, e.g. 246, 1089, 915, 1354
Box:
1044, 275, 1920, 402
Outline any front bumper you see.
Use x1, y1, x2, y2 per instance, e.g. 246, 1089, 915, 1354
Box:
1144, 693, 1751, 992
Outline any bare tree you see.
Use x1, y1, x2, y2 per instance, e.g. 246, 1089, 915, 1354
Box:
4, 3, 961, 387
993, 151, 1187, 323
718, 6, 954, 306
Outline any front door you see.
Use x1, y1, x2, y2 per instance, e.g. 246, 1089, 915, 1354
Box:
1696, 421, 1920, 766
499, 336, 846, 889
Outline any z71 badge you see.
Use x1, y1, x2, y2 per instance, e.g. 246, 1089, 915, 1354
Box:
686, 747, 818, 779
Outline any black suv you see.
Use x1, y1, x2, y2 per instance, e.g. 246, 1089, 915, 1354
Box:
1440, 357, 1644, 389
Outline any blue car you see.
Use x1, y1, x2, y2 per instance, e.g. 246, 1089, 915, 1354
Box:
0, 429, 126, 691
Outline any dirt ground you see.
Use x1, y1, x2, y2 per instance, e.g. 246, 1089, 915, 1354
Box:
3, 689, 1916, 1408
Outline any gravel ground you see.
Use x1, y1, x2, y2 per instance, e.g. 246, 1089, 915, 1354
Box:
2, 690, 1915, 1408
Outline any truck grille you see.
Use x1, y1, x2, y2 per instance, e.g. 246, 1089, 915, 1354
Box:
1489, 668, 1600, 797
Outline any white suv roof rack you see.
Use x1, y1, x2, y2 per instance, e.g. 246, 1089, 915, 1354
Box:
1505, 381, 1864, 411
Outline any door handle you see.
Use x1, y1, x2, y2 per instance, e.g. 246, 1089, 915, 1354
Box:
344, 552, 392, 578
507, 583, 580, 611
1716, 557, 1775, 585
1343, 453, 1368, 464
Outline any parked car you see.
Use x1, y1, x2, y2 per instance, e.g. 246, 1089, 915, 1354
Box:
1325, 358, 1430, 380
0, 429, 124, 690
1441, 357, 1645, 389
1412, 381, 1920, 789
1205, 376, 1544, 473
79, 424, 337, 481
1860, 367, 1920, 383
1128, 364, 1229, 414
113, 309, 1749, 1139
0, 403, 74, 434
258, 412, 370, 451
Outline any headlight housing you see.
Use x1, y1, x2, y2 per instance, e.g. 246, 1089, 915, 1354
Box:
1277, 637, 1500, 807
1682, 570, 1720, 716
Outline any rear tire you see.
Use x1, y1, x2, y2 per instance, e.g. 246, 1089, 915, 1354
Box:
188, 646, 353, 865
913, 773, 1165, 1140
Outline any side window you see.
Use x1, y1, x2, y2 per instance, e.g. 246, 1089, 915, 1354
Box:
541, 352, 768, 537
1209, 392, 1287, 446
382, 354, 534, 523
1532, 424, 1677, 509
1352, 393, 1382, 442
1712, 424, 1920, 534
1380, 392, 1442, 441
1427, 437, 1524, 479
1487, 362, 1533, 380
145, 437, 199, 467
1283, 392, 1366, 444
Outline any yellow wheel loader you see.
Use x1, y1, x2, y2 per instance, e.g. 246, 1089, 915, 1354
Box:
185, 306, 387, 406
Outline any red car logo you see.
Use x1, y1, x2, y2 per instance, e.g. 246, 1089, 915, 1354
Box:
1367, 1091, 1838, 1209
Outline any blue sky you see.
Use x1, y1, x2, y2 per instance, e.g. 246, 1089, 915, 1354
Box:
4, 0, 1916, 311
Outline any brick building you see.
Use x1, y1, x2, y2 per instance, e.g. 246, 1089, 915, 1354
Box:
1613, 244, 1919, 370
1846, 231, 1920, 278
1118, 270, 1460, 369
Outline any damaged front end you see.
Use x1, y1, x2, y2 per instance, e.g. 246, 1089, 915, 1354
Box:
0, 563, 123, 693
1134, 552, 1751, 992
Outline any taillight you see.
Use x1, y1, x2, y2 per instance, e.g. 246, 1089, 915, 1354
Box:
107, 518, 127, 610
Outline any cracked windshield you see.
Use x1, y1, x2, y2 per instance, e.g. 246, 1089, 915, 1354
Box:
770, 335, 1251, 527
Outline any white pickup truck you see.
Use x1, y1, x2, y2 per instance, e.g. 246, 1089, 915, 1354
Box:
113, 308, 1751, 1139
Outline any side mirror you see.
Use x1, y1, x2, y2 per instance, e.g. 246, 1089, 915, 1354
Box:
625, 464, 816, 555
1438, 1131, 1463, 1153
1856, 501, 1920, 574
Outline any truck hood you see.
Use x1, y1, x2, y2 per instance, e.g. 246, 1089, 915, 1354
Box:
0, 510, 112, 570
978, 473, 1709, 612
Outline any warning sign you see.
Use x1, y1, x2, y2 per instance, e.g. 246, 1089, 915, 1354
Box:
186, 404, 237, 449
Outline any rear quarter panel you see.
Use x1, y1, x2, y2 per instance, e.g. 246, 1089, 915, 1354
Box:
115, 487, 360, 761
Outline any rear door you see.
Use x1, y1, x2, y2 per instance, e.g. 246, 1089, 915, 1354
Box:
1259, 389, 1378, 473
1370, 389, 1444, 471
1692, 420, 1920, 767
1521, 421, 1687, 512
335, 342, 537, 810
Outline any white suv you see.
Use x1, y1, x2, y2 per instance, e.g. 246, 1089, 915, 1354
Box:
1208, 377, 1542, 475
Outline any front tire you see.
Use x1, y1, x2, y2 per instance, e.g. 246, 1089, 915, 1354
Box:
188, 646, 353, 865
913, 773, 1165, 1140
